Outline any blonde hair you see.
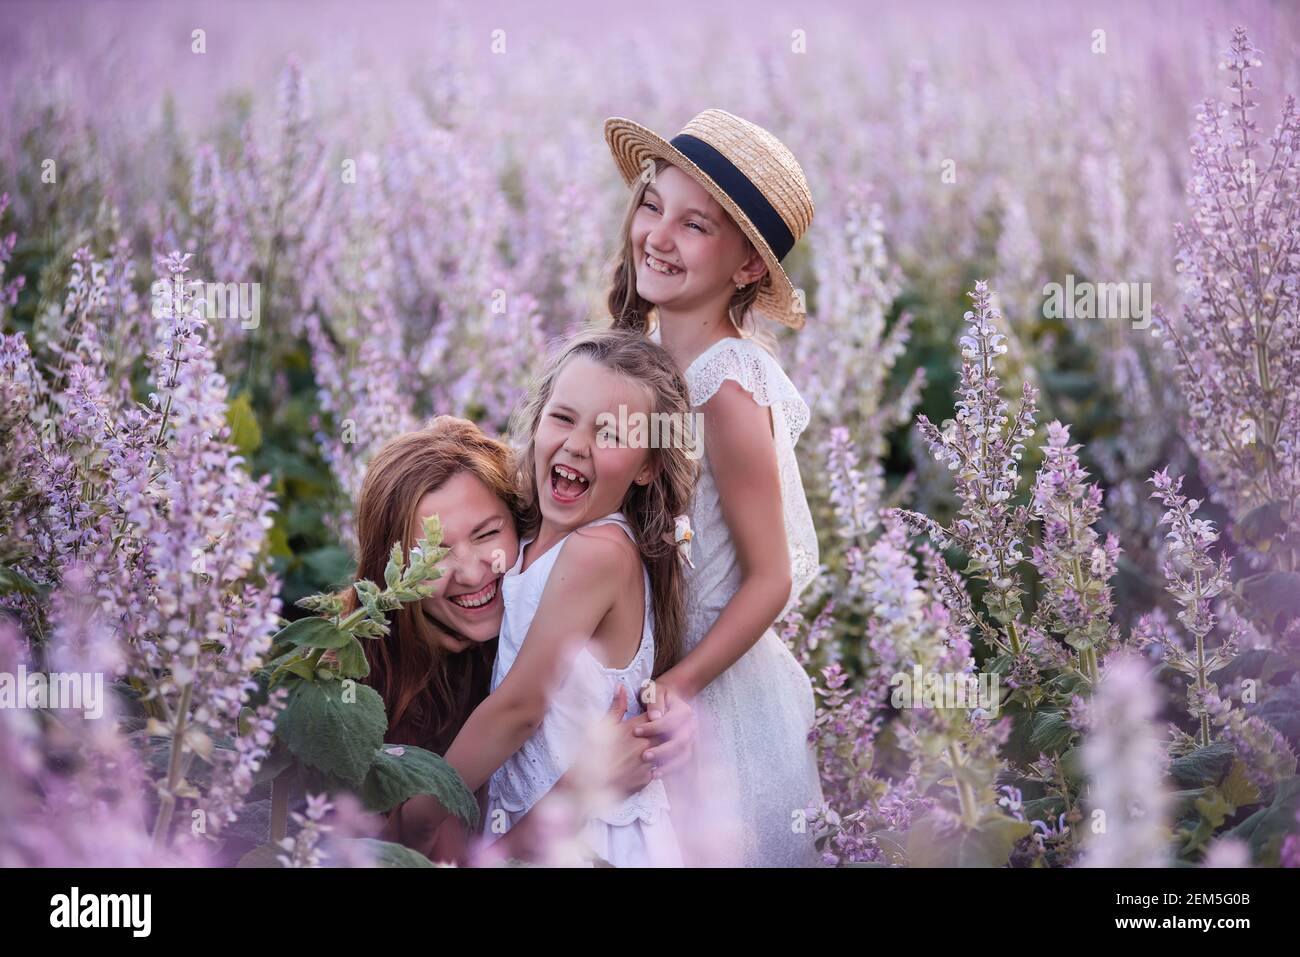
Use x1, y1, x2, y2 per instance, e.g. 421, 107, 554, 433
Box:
605, 157, 779, 357
508, 327, 698, 675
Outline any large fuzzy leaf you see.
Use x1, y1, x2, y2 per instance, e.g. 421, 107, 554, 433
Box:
275, 679, 387, 787
360, 744, 479, 828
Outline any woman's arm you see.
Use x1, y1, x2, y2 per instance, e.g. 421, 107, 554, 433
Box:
657, 380, 792, 701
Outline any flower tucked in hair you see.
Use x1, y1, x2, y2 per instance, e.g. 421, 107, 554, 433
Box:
673, 514, 695, 568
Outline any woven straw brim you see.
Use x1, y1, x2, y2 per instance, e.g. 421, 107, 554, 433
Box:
604, 116, 806, 331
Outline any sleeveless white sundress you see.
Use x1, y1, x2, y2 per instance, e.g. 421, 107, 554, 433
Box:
664, 332, 825, 867
485, 511, 683, 867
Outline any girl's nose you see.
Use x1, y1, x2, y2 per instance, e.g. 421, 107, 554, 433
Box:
562, 430, 591, 458
450, 550, 487, 582
646, 222, 674, 255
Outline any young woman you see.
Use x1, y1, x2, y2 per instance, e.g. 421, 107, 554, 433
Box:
344, 416, 696, 863
600, 109, 825, 866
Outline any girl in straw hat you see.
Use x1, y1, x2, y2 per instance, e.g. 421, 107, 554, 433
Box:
601, 109, 824, 866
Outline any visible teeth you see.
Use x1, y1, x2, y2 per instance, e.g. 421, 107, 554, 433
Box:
450, 581, 497, 608
554, 465, 588, 484
646, 254, 681, 275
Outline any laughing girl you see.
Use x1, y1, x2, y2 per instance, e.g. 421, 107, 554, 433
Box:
600, 109, 825, 866
399, 329, 698, 866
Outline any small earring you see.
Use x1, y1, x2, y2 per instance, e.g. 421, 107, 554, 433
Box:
736, 282, 746, 290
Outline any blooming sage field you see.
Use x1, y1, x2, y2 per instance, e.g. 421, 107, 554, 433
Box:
0, 0, 1297, 868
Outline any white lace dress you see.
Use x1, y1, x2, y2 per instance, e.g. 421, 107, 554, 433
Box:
485, 511, 682, 867
667, 334, 825, 867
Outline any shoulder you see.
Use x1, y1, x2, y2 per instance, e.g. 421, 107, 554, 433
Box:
689, 337, 788, 401
553, 523, 639, 581
694, 340, 808, 448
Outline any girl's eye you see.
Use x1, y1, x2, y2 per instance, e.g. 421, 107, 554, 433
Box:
549, 412, 573, 424
477, 529, 499, 541
686, 221, 704, 232
641, 200, 659, 213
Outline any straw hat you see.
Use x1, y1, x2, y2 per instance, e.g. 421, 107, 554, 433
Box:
604, 109, 813, 330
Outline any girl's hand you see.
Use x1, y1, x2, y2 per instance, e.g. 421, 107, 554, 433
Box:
632, 683, 696, 776
601, 684, 656, 798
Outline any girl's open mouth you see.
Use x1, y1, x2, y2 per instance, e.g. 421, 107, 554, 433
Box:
447, 578, 500, 614
645, 252, 682, 276
550, 463, 590, 505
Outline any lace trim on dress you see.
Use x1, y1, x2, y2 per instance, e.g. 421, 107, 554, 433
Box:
685, 336, 811, 450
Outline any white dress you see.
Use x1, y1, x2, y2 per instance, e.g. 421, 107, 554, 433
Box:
485, 511, 683, 867
667, 333, 825, 867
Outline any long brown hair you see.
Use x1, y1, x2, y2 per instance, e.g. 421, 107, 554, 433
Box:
605, 156, 778, 357
341, 416, 528, 754
509, 327, 698, 676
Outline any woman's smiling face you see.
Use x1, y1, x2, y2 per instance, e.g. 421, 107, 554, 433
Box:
534, 354, 656, 528
631, 163, 763, 308
414, 470, 519, 651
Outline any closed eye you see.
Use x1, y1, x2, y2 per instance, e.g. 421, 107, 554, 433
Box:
549, 412, 574, 424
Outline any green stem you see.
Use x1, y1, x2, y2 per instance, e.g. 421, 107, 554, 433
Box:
947, 741, 979, 828
270, 770, 291, 844
1192, 566, 1212, 748
150, 679, 192, 849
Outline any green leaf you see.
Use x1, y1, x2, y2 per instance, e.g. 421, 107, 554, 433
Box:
1169, 742, 1235, 789
1182, 787, 1235, 855
360, 744, 480, 828
225, 391, 263, 458
1240, 572, 1300, 631
1059, 747, 1085, 787
1225, 775, 1300, 865
273, 616, 351, 651
0, 564, 44, 597
1027, 711, 1074, 757
1209, 649, 1293, 688
385, 540, 404, 591
1021, 796, 1066, 823
906, 811, 1032, 867
1255, 685, 1300, 753
1235, 501, 1287, 548
275, 680, 387, 787
335, 636, 371, 679
1220, 758, 1261, 809
958, 813, 1034, 867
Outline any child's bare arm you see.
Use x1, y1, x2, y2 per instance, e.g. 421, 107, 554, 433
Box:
439, 530, 626, 792
659, 380, 792, 699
